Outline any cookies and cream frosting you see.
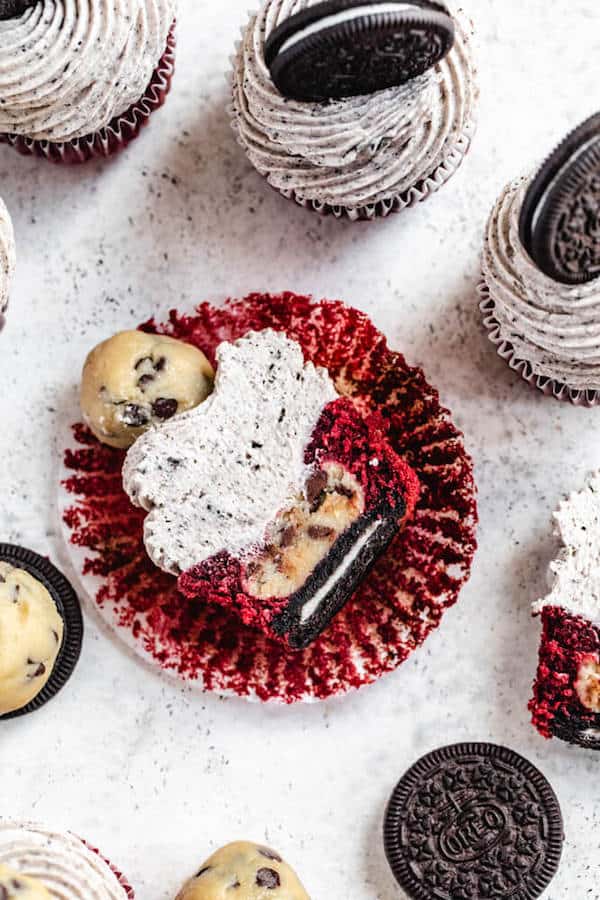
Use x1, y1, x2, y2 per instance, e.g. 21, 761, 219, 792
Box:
231, 0, 478, 212
0, 0, 176, 142
123, 329, 338, 575
0, 198, 15, 323
534, 472, 600, 628
482, 176, 600, 390
0, 823, 129, 899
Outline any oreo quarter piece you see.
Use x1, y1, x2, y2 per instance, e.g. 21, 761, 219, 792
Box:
519, 112, 600, 285
0, 0, 36, 20
0, 544, 83, 720
384, 743, 564, 900
264, 0, 455, 103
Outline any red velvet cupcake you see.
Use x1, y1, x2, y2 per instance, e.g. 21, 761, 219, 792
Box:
0, 2, 176, 165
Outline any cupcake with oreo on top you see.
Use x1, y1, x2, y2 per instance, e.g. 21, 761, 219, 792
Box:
0, 0, 177, 164
0, 196, 15, 330
231, 0, 478, 221
480, 111, 600, 405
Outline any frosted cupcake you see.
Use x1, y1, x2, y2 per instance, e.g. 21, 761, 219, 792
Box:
231, 0, 478, 221
0, 822, 133, 899
0, 197, 15, 329
0, 0, 177, 164
480, 112, 600, 405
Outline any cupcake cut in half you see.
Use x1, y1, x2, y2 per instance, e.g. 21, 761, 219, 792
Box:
0, 0, 177, 164
123, 329, 419, 649
530, 472, 600, 749
231, 0, 478, 220
480, 111, 600, 405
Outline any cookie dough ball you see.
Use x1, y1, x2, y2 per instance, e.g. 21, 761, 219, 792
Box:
81, 331, 215, 449
0, 865, 51, 899
176, 842, 310, 900
0, 563, 64, 716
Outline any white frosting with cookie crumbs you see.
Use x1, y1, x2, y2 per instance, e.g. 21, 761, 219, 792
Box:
123, 329, 338, 575
0, 0, 176, 142
482, 176, 600, 390
231, 0, 478, 212
534, 472, 600, 627
0, 823, 129, 899
0, 198, 16, 322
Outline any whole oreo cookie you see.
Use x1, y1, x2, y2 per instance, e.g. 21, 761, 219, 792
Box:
264, 0, 455, 103
384, 743, 564, 900
0, 0, 36, 20
519, 112, 600, 285
0, 544, 83, 720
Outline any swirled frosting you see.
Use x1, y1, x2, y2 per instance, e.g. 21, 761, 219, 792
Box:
231, 0, 478, 212
0, 0, 176, 142
482, 176, 600, 390
0, 823, 130, 900
0, 198, 15, 323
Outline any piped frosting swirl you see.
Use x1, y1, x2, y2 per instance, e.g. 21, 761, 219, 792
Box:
0, 0, 176, 142
0, 197, 15, 322
231, 0, 478, 212
482, 176, 600, 391
0, 823, 130, 899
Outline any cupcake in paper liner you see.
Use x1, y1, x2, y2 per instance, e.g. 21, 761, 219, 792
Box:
0, 197, 15, 330
480, 112, 600, 405
0, 822, 134, 899
0, 1, 177, 165
230, 0, 479, 222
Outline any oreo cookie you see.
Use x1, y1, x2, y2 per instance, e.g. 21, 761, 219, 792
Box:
0, 544, 83, 720
264, 0, 455, 103
519, 112, 600, 285
0, 0, 36, 20
384, 743, 564, 900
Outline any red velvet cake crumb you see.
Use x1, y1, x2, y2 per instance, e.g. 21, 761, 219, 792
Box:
62, 293, 477, 702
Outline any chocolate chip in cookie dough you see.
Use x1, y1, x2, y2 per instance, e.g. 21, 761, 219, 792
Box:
194, 866, 211, 878
306, 469, 327, 508
258, 847, 283, 862
256, 868, 281, 889
122, 404, 150, 428
152, 398, 178, 420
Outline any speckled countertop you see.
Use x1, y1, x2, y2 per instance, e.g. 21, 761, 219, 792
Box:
1, 1, 599, 897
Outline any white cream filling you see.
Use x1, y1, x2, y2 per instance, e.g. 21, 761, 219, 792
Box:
278, 3, 417, 55
534, 472, 600, 627
300, 519, 381, 622
123, 329, 338, 576
0, 823, 128, 900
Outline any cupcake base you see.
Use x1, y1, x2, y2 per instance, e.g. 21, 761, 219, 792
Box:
0, 24, 176, 165
478, 277, 600, 407
276, 125, 475, 222
0, 543, 83, 720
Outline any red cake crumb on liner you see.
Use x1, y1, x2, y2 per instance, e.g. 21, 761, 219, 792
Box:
58, 293, 478, 704
479, 278, 600, 408
0, 25, 176, 166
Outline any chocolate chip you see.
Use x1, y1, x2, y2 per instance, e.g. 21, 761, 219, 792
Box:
10, 880, 23, 891
154, 356, 166, 371
0, 573, 5, 583
279, 526, 296, 548
195, 866, 211, 878
137, 373, 155, 390
258, 847, 282, 862
122, 403, 150, 427
52, 629, 60, 643
306, 469, 327, 505
0, 886, 8, 900
335, 484, 355, 499
256, 868, 280, 889
308, 525, 335, 540
152, 398, 178, 420
134, 356, 153, 370
27, 661, 46, 678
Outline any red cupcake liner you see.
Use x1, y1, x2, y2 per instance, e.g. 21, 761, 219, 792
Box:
478, 277, 600, 407
0, 23, 176, 165
60, 293, 478, 703
83, 840, 135, 898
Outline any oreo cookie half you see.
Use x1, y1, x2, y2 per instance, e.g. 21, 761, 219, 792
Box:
0, 544, 83, 720
0, 0, 36, 20
519, 111, 600, 285
384, 743, 564, 900
264, 0, 455, 103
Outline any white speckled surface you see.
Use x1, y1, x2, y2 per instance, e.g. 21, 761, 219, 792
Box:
1, 1, 599, 897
